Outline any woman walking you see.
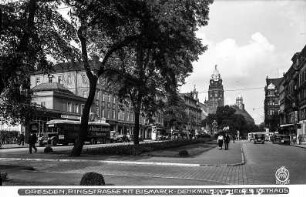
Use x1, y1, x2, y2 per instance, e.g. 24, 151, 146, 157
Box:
217, 134, 224, 150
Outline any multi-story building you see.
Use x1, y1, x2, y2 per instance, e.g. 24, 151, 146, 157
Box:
180, 87, 202, 136
296, 45, 306, 143
204, 65, 224, 114
264, 76, 282, 132
30, 62, 163, 139
272, 45, 306, 144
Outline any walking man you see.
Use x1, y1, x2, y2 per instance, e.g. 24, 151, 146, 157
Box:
224, 134, 230, 150
28, 132, 37, 154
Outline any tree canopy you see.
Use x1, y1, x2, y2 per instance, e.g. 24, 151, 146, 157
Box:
0, 0, 79, 124
1, 0, 214, 156
203, 105, 259, 137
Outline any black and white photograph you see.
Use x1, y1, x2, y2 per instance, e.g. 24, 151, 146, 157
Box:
0, 0, 305, 196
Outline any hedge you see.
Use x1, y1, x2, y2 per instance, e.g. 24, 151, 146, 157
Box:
83, 138, 210, 156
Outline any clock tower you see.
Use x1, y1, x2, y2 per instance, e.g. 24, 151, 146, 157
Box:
206, 65, 224, 114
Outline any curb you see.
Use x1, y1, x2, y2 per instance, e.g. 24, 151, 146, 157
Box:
292, 144, 306, 149
0, 157, 201, 167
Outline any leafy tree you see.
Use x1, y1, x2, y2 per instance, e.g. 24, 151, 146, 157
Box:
163, 93, 188, 131
258, 122, 265, 131
63, 0, 213, 155
0, 0, 79, 125
203, 105, 258, 138
110, 0, 213, 145
64, 0, 147, 156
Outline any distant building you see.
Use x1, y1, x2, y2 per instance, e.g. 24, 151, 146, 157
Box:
204, 65, 224, 114
264, 76, 282, 132
232, 95, 255, 125
180, 87, 202, 136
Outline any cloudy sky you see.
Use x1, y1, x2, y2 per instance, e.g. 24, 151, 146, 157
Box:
180, 0, 306, 124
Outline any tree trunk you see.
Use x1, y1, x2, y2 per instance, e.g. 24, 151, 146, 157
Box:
70, 78, 97, 156
133, 109, 140, 145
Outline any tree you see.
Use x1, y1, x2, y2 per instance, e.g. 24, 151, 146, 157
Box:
111, 0, 213, 145
163, 93, 188, 131
63, 0, 213, 155
0, 0, 79, 125
65, 0, 149, 156
203, 105, 258, 138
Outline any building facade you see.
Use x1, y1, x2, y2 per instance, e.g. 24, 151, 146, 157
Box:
264, 76, 282, 132
180, 87, 202, 136
297, 45, 306, 143
30, 62, 163, 139
271, 45, 306, 144
205, 65, 224, 114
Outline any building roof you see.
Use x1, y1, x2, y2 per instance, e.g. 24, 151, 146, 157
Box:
32, 82, 74, 95
34, 61, 91, 74
211, 65, 221, 81
232, 105, 255, 125
266, 77, 283, 88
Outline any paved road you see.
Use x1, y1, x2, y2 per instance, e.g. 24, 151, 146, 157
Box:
0, 140, 305, 186
243, 141, 306, 185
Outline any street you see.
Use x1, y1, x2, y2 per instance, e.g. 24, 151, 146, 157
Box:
243, 141, 306, 185
0, 140, 305, 186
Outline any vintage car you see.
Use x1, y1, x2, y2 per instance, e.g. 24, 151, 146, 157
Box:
253, 133, 265, 144
271, 134, 290, 145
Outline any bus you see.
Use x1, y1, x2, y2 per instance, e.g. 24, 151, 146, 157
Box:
40, 119, 110, 146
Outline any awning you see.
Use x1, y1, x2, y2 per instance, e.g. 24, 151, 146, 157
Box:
280, 124, 294, 128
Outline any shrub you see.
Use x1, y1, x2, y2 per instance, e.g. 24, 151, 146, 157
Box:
179, 150, 189, 157
83, 138, 210, 156
80, 172, 105, 186
44, 146, 53, 153
0, 171, 8, 181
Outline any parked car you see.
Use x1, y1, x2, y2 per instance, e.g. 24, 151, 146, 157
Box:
116, 134, 130, 142
271, 134, 290, 145
253, 133, 265, 144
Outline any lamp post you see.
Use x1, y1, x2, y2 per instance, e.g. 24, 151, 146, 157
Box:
212, 120, 218, 135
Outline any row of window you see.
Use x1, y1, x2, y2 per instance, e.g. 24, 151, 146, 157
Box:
67, 102, 83, 114
298, 88, 306, 101
267, 99, 279, 106
267, 110, 278, 116
299, 69, 306, 87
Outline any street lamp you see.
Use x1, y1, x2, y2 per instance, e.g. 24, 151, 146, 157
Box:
212, 120, 218, 135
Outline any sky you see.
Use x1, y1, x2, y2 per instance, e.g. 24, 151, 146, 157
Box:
180, 0, 306, 124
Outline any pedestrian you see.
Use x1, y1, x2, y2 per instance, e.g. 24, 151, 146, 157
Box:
28, 132, 37, 154
19, 133, 25, 146
298, 135, 302, 145
232, 134, 235, 143
217, 134, 224, 150
292, 135, 297, 145
224, 134, 230, 150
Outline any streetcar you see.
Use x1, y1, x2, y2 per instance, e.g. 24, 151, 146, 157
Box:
41, 119, 110, 146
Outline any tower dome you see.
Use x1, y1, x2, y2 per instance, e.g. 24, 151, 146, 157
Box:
211, 65, 221, 81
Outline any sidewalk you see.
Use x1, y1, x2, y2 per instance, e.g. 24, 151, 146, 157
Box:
0, 143, 27, 149
292, 143, 306, 149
